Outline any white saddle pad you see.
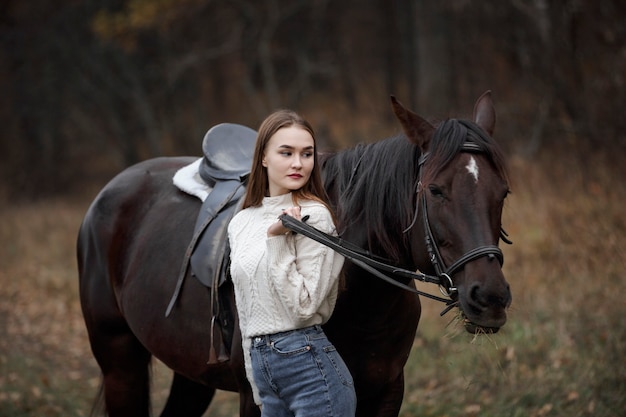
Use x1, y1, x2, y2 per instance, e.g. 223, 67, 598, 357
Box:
172, 158, 212, 202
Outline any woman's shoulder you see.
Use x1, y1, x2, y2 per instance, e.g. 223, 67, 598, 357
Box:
299, 199, 330, 214
298, 200, 335, 229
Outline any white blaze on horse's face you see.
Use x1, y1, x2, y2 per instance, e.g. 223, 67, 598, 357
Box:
466, 156, 479, 183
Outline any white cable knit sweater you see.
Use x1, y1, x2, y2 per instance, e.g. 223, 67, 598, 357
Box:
227, 192, 345, 404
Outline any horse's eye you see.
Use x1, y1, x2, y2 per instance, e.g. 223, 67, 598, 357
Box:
429, 185, 444, 197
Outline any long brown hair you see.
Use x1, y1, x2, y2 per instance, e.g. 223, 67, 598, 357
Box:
242, 109, 331, 211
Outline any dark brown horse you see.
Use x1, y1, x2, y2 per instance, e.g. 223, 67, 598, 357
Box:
77, 92, 511, 417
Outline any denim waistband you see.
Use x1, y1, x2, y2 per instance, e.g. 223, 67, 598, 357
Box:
251, 325, 323, 347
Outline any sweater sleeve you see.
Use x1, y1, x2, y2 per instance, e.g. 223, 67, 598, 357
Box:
265, 206, 344, 321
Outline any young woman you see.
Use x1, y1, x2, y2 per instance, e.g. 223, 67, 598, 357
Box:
228, 109, 356, 416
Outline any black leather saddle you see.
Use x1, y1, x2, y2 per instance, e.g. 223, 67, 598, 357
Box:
166, 123, 256, 318
198, 123, 257, 186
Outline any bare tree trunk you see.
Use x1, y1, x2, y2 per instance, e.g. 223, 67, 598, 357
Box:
404, 0, 418, 110
257, 0, 281, 109
414, 0, 452, 114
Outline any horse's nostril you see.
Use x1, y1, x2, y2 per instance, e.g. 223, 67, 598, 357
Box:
469, 282, 511, 310
470, 284, 496, 308
470, 284, 480, 302
503, 285, 512, 308
469, 284, 486, 313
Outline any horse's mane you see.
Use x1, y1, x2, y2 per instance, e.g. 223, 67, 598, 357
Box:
422, 119, 508, 186
322, 136, 420, 262
322, 118, 508, 264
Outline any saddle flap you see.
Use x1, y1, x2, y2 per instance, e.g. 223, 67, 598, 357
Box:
199, 123, 257, 186
190, 180, 245, 288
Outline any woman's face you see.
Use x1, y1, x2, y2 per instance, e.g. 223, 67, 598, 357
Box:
262, 125, 315, 196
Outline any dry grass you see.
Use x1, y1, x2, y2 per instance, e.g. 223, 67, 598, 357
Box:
0, 146, 624, 416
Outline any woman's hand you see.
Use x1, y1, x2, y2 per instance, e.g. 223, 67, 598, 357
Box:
267, 206, 301, 237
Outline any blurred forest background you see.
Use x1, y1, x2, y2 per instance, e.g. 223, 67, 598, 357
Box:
1, 0, 625, 416
0, 0, 624, 199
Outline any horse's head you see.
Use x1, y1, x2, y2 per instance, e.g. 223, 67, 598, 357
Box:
391, 91, 511, 333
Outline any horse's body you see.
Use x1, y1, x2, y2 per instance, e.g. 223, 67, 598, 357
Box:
78, 93, 511, 417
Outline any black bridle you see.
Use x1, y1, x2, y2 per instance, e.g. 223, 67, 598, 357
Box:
280, 141, 511, 315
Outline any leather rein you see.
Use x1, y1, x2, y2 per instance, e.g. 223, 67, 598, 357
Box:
281, 141, 511, 316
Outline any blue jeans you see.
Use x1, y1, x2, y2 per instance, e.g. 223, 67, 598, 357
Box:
251, 325, 356, 417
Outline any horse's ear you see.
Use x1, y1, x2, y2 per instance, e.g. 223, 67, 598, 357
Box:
390, 96, 434, 151
472, 90, 496, 137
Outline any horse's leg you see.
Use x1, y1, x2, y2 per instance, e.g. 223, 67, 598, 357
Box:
356, 373, 405, 417
160, 374, 261, 417
160, 373, 215, 417
90, 326, 152, 417
239, 387, 261, 417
